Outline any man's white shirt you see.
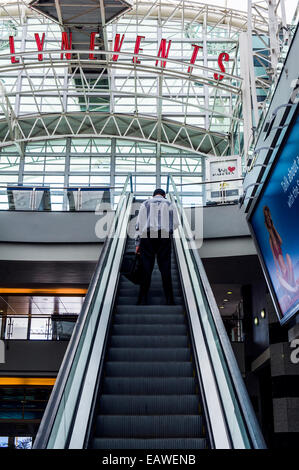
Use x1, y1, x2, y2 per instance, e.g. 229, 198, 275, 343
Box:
135, 196, 179, 246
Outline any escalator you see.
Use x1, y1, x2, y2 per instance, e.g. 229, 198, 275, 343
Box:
89, 216, 207, 449
33, 175, 266, 450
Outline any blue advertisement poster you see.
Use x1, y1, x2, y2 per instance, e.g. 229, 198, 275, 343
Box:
250, 112, 299, 323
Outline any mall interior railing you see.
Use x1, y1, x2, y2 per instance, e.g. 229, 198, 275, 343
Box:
0, 314, 77, 341
0, 177, 243, 211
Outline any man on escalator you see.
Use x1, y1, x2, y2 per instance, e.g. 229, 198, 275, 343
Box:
135, 188, 179, 306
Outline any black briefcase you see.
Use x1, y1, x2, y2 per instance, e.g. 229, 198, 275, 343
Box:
120, 251, 143, 285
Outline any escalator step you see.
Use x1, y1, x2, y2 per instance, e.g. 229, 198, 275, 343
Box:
119, 273, 178, 281
117, 297, 183, 305
110, 335, 189, 348
105, 362, 193, 377
115, 305, 184, 315
91, 438, 207, 449
118, 288, 182, 297
150, 274, 179, 280
102, 377, 196, 395
98, 395, 201, 415
107, 348, 191, 362
113, 314, 185, 324
118, 280, 181, 289
112, 324, 187, 336
119, 279, 180, 288
94, 415, 204, 438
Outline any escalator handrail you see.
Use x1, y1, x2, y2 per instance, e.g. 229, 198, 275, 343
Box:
67, 192, 134, 448
33, 175, 133, 449
167, 174, 266, 449
189, 233, 266, 449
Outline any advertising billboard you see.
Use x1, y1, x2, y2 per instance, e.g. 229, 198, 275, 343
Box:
206, 156, 242, 204
249, 111, 299, 324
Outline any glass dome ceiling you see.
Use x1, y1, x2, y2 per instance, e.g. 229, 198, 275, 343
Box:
0, 0, 295, 208
0, 0, 295, 161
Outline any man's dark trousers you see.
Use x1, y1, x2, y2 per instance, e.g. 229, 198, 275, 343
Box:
138, 230, 174, 304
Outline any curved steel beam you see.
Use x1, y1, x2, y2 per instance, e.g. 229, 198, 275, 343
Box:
0, 111, 231, 156
0, 49, 242, 94
0, 1, 270, 34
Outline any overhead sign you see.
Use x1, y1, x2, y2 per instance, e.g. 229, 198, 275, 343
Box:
206, 156, 242, 204
249, 109, 299, 324
8, 33, 230, 80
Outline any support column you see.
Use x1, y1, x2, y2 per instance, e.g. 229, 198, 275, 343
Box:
110, 138, 116, 206
17, 142, 25, 186
63, 137, 71, 210
239, 32, 254, 161
268, 0, 280, 71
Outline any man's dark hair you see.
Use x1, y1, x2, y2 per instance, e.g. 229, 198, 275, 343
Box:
153, 188, 166, 197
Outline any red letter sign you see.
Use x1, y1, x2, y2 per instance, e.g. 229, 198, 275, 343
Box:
89, 32, 98, 60
34, 33, 45, 61
9, 36, 19, 64
132, 35, 145, 64
155, 39, 172, 68
112, 33, 125, 61
61, 32, 72, 60
214, 52, 229, 81
188, 44, 203, 73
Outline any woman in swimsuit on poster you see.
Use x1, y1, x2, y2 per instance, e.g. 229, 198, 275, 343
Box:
263, 206, 297, 293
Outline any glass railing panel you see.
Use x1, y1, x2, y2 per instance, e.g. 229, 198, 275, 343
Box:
0, 315, 78, 341
46, 194, 129, 447
51, 317, 77, 340
29, 317, 52, 340
0, 186, 115, 212
35, 174, 133, 448
5, 317, 28, 340
168, 175, 264, 448
174, 214, 249, 448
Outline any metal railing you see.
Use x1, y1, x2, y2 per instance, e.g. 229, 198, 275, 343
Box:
167, 174, 266, 449
0, 177, 243, 211
0, 314, 77, 341
0, 184, 115, 211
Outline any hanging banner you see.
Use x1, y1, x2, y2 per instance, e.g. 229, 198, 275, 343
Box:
206, 156, 242, 204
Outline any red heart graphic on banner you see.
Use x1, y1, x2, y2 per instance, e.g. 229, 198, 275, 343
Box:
228, 166, 235, 173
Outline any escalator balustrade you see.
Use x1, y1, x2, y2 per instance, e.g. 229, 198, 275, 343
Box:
89, 205, 208, 449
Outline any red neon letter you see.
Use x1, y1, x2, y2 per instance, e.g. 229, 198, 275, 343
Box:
34, 33, 45, 61
89, 32, 98, 60
9, 36, 19, 64
112, 33, 125, 61
61, 32, 72, 60
188, 44, 203, 73
155, 39, 172, 68
132, 35, 144, 64
214, 52, 229, 81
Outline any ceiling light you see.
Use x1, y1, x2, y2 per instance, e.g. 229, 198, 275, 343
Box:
223, 299, 229, 302
260, 309, 266, 319
227, 291, 233, 295
254, 317, 259, 326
